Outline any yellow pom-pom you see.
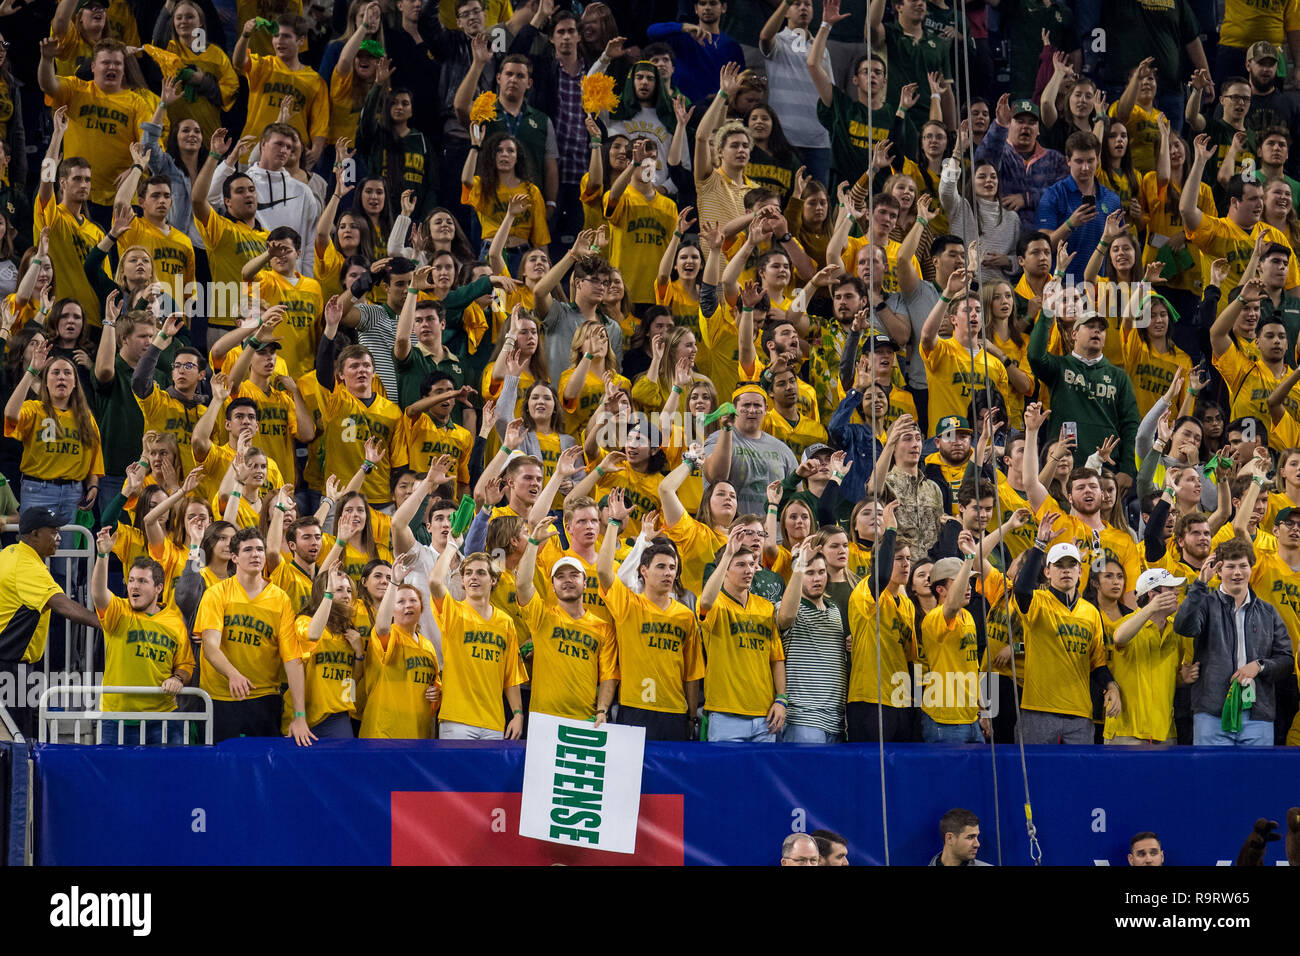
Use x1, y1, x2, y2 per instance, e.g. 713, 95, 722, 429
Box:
470, 91, 499, 126
582, 74, 619, 116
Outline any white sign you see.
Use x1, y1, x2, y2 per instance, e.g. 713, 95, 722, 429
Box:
518, 713, 645, 855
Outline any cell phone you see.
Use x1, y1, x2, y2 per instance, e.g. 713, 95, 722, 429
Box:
1081, 195, 1097, 208
1061, 421, 1078, 443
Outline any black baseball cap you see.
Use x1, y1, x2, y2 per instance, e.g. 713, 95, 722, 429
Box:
19, 507, 61, 535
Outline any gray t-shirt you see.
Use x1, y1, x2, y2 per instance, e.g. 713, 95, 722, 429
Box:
702, 428, 799, 517
542, 300, 624, 385
888, 279, 941, 391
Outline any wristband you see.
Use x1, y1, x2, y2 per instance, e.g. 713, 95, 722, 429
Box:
1034, 539, 1048, 551
590, 138, 602, 147
718, 90, 729, 102
25, 365, 37, 377
1252, 474, 1266, 485
930, 92, 941, 99
595, 465, 605, 477
672, 385, 684, 394
608, 517, 622, 528
362, 459, 376, 473
722, 424, 733, 432
673, 230, 683, 239
31, 257, 42, 267
230, 490, 242, 499
1099, 238, 1112, 249
131, 163, 143, 173
321, 496, 335, 509
596, 708, 608, 715
832, 471, 845, 481
916, 217, 929, 227
767, 504, 779, 513
1065, 217, 1075, 229
407, 286, 419, 296
584, 352, 595, 360
323, 591, 333, 600
939, 293, 951, 303
97, 551, 109, 559
513, 709, 523, 716
294, 711, 306, 719
775, 693, 789, 704
527, 537, 541, 546
275, 502, 288, 512
208, 150, 223, 161
157, 331, 172, 341
742, 306, 754, 313
468, 145, 480, 151
103, 320, 117, 332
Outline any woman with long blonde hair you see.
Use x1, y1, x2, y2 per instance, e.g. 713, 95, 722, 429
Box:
559, 320, 630, 440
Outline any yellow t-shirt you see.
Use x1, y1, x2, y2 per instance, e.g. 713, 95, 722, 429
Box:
534, 541, 611, 623
655, 277, 701, 333
34, 193, 109, 327
193, 576, 299, 701
1109, 100, 1165, 175
328, 66, 363, 143
1221, 0, 1300, 47
1139, 172, 1214, 293
1214, 339, 1300, 429
840, 235, 920, 295
517, 593, 619, 721
1252, 550, 1300, 640
403, 415, 472, 488
920, 336, 1010, 435
360, 623, 439, 739
1187, 216, 1300, 310
1121, 328, 1192, 421
698, 302, 741, 402
923, 451, 969, 515
155, 40, 239, 139
1035, 501, 1142, 595
558, 368, 630, 440
848, 581, 917, 706
44, 77, 153, 206
117, 217, 196, 291
600, 578, 705, 714
241, 54, 330, 157
282, 617, 359, 729
194, 440, 286, 510
434, 595, 528, 732
919, 604, 981, 724
606, 187, 678, 304
588, 463, 666, 546
5, 401, 104, 481
700, 590, 783, 717
268, 559, 316, 617
982, 568, 1025, 683
761, 407, 829, 461
135, 388, 207, 474
227, 380, 301, 487
1104, 614, 1183, 742
662, 512, 727, 597
250, 268, 323, 372
460, 178, 550, 248
0, 542, 67, 663
1020, 590, 1107, 719
98, 597, 194, 713
995, 477, 1038, 559
194, 204, 268, 327
318, 385, 407, 505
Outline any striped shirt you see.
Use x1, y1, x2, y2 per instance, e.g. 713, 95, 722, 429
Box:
780, 596, 847, 735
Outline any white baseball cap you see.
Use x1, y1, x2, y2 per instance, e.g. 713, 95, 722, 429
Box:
1046, 542, 1082, 565
1135, 567, 1185, 596
550, 556, 587, 579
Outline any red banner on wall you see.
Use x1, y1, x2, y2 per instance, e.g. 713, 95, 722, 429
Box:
391, 792, 686, 865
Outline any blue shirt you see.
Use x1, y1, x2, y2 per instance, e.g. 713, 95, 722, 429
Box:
645, 22, 744, 103
1036, 177, 1122, 283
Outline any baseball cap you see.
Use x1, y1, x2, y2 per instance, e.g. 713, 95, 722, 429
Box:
863, 332, 896, 352
1276, 506, 1300, 525
800, 443, 833, 464
1010, 99, 1040, 120
1046, 542, 1082, 565
1248, 41, 1279, 63
76, 0, 108, 9
550, 556, 587, 579
1077, 310, 1108, 328
19, 507, 61, 535
929, 556, 965, 587
936, 415, 972, 436
1135, 567, 1186, 597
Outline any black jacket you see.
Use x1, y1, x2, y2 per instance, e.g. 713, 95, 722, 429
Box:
1172, 580, 1294, 722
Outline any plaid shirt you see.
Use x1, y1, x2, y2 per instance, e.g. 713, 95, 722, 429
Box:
555, 67, 587, 186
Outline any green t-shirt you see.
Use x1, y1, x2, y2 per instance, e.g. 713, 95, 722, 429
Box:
1259, 290, 1300, 361
0, 475, 19, 518
394, 346, 466, 412
817, 86, 910, 185
1009, 0, 1075, 98
882, 20, 951, 134
92, 353, 172, 476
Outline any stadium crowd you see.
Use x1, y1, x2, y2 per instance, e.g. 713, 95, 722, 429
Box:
0, 0, 1297, 748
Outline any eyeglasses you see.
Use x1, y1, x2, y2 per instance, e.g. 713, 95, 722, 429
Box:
582, 277, 612, 289
174, 361, 199, 371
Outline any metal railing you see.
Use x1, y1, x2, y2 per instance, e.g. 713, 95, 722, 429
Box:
38, 686, 213, 745
0, 700, 20, 742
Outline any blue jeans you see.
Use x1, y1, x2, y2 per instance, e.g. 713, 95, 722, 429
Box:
102, 719, 185, 746
21, 478, 82, 527
707, 711, 776, 742
1192, 710, 1273, 747
799, 147, 832, 188
780, 723, 842, 743
921, 713, 983, 743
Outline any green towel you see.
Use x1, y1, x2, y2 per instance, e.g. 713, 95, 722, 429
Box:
1155, 242, 1195, 278
703, 402, 735, 427
1222, 681, 1243, 734
449, 495, 476, 538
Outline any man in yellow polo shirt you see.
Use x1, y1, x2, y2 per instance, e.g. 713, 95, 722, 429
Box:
698, 530, 785, 742
195, 527, 306, 743
0, 509, 103, 738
